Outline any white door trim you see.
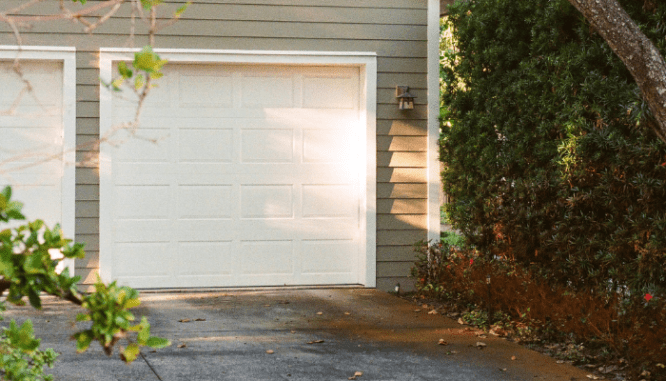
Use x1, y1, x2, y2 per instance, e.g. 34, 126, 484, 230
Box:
0, 46, 76, 276
98, 49, 377, 288
427, 0, 442, 243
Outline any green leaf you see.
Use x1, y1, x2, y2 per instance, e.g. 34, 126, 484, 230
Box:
140, 0, 163, 10
123, 298, 141, 309
73, 331, 93, 353
6, 208, 25, 221
1, 185, 11, 203
7, 319, 41, 353
111, 78, 125, 91
134, 74, 145, 90
76, 313, 91, 322
118, 61, 133, 79
145, 336, 171, 349
121, 343, 141, 363
133, 46, 167, 74
27, 289, 42, 310
136, 316, 150, 345
174, 2, 191, 18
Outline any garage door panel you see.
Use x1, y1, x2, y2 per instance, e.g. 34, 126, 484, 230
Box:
303, 129, 356, 163
240, 184, 293, 219
240, 240, 294, 275
114, 220, 174, 242
8, 184, 61, 223
235, 220, 359, 240
114, 242, 173, 277
179, 128, 233, 163
303, 76, 358, 110
0, 61, 62, 107
113, 163, 174, 185
176, 241, 234, 276
301, 240, 356, 274
178, 74, 233, 108
241, 75, 294, 109
302, 184, 357, 218
112, 129, 171, 163
114, 185, 170, 219
240, 128, 294, 163
177, 185, 233, 219
104, 62, 364, 288
0, 126, 62, 153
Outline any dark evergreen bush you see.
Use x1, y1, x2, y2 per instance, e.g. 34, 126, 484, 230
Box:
441, 0, 666, 302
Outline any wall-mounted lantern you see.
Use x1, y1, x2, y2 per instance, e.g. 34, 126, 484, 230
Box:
396, 86, 416, 110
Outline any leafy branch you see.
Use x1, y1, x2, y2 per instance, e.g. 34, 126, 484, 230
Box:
0, 186, 170, 380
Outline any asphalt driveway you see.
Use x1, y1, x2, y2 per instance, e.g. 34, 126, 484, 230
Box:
3, 288, 593, 380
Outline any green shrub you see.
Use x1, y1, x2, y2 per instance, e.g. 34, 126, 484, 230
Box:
438, 0, 666, 377
441, 0, 666, 304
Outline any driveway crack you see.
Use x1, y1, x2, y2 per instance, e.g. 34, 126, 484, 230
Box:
140, 351, 163, 381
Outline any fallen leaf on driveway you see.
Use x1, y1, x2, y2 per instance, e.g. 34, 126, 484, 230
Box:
413, 309, 421, 312
499, 368, 507, 372
344, 312, 351, 315
279, 301, 290, 305
177, 343, 187, 348
264, 304, 271, 307
422, 304, 429, 309
511, 356, 516, 361
307, 340, 325, 344
428, 310, 438, 315
457, 318, 466, 325
446, 350, 458, 355
586, 375, 600, 380
475, 342, 487, 348
194, 318, 206, 321
556, 360, 565, 364
437, 339, 448, 346
266, 350, 274, 354
349, 371, 364, 379
316, 312, 323, 315
178, 319, 191, 323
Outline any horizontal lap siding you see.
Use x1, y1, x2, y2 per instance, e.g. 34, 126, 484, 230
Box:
0, 0, 429, 291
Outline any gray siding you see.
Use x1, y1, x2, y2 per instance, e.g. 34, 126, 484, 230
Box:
1, 0, 429, 291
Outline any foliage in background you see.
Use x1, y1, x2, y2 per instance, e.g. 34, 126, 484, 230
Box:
435, 0, 666, 378
0, 187, 170, 380
441, 0, 665, 309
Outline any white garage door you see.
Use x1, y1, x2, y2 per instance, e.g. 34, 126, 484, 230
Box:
0, 60, 64, 228
102, 62, 366, 288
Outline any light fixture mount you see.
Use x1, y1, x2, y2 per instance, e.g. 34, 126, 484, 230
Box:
396, 86, 416, 110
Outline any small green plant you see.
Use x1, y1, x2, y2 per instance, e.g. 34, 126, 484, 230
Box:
441, 231, 465, 248
462, 310, 489, 328
0, 318, 58, 381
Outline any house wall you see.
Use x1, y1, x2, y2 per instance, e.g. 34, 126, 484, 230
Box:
0, 0, 430, 291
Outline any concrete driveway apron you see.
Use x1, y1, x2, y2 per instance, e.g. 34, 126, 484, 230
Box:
4, 288, 593, 381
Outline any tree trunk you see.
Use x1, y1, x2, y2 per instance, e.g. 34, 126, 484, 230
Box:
567, 0, 666, 143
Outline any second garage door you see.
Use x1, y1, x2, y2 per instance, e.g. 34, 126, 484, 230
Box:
101, 62, 366, 288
